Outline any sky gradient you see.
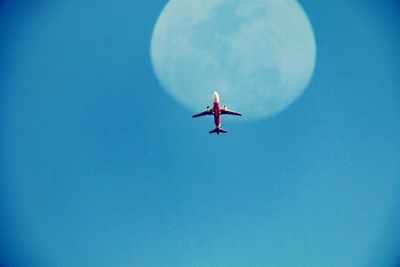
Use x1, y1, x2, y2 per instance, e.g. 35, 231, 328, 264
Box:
0, 1, 399, 266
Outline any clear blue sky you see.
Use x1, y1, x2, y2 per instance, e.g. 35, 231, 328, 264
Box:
0, 1, 399, 266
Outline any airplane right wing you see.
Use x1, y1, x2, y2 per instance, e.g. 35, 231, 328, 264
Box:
192, 110, 213, 118
220, 108, 242, 116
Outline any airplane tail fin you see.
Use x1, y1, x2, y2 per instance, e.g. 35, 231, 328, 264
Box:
209, 127, 227, 135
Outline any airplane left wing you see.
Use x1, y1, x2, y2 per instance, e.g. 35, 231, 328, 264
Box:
220, 108, 242, 116
192, 110, 213, 118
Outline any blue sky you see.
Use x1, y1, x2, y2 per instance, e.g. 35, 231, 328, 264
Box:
0, 1, 399, 266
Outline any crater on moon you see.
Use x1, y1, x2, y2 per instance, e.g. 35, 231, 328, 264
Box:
151, 0, 316, 120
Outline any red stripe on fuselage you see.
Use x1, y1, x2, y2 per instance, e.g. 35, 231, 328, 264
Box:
213, 102, 220, 128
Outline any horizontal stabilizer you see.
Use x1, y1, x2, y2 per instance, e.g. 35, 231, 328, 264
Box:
209, 127, 227, 134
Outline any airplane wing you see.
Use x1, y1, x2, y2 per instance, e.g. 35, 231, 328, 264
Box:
192, 110, 213, 118
220, 108, 242, 116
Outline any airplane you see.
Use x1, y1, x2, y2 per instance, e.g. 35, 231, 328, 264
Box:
192, 91, 241, 134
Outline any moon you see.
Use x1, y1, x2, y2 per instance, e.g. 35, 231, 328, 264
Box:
151, 0, 316, 120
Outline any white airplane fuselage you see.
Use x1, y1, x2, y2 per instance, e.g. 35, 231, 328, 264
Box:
212, 92, 221, 130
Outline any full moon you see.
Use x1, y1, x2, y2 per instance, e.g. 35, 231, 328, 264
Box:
151, 0, 316, 120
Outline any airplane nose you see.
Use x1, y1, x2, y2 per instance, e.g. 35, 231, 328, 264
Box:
213, 91, 220, 103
